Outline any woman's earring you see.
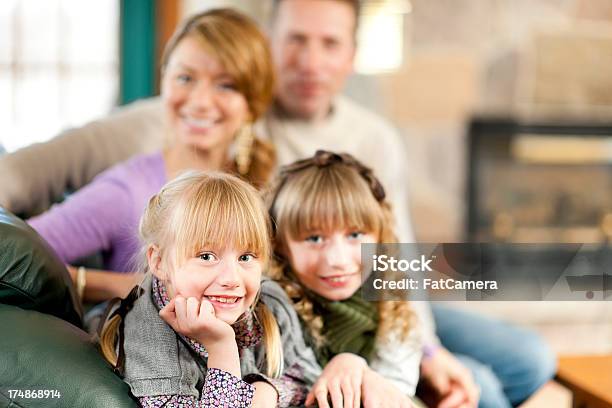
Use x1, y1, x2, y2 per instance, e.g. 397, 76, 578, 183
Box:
235, 123, 254, 175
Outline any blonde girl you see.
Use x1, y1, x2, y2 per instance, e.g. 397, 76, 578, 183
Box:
267, 150, 421, 408
100, 171, 321, 407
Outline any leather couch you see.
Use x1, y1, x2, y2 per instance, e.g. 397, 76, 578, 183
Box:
0, 207, 137, 407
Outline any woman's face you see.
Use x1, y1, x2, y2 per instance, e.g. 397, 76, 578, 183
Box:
158, 245, 262, 324
285, 228, 377, 301
161, 36, 250, 154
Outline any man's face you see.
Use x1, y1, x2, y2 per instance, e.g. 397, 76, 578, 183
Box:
271, 0, 356, 121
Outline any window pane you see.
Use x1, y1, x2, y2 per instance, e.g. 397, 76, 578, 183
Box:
1, 0, 118, 153
0, 0, 17, 63
63, 70, 118, 125
11, 70, 62, 150
20, 0, 61, 64
61, 0, 119, 65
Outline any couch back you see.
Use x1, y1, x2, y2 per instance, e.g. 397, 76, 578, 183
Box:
0, 207, 82, 326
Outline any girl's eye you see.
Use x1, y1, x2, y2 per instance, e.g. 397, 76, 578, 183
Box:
348, 231, 364, 240
239, 253, 256, 262
198, 252, 217, 262
305, 235, 324, 244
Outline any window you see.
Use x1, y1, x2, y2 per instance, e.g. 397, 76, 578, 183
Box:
355, 0, 411, 74
0, 0, 119, 153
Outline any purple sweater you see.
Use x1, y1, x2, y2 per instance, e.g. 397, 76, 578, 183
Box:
28, 152, 166, 272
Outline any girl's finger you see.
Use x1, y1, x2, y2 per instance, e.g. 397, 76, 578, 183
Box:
351, 377, 360, 408
340, 378, 353, 408
315, 388, 330, 408
329, 381, 343, 408
174, 296, 187, 331
186, 297, 199, 322
159, 298, 177, 327
305, 390, 315, 407
199, 298, 215, 318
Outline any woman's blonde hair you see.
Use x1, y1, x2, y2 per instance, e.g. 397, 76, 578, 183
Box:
266, 151, 414, 346
101, 171, 283, 378
161, 8, 276, 187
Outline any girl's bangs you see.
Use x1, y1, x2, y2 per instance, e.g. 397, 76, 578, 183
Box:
172, 178, 269, 262
278, 166, 383, 239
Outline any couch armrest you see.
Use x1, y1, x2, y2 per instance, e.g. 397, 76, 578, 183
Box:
0, 304, 137, 407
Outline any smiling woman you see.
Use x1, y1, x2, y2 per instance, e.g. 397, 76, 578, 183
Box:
26, 8, 276, 304
159, 8, 276, 185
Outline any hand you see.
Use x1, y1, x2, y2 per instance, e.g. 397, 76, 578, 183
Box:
305, 353, 368, 408
419, 347, 479, 408
159, 295, 235, 349
361, 368, 414, 408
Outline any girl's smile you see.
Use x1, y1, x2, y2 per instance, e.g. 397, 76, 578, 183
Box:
319, 272, 360, 288
204, 294, 245, 311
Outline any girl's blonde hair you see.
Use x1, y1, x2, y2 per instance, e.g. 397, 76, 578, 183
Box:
162, 8, 276, 187
101, 171, 283, 378
267, 151, 414, 346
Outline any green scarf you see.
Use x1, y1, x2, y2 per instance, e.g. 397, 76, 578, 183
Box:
306, 288, 379, 365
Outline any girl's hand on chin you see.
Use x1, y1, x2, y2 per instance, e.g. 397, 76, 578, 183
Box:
159, 295, 236, 349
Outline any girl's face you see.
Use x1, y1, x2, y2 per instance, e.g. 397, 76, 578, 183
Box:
156, 246, 262, 324
161, 36, 250, 154
285, 229, 377, 301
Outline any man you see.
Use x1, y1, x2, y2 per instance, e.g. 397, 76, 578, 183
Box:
0, 1, 554, 407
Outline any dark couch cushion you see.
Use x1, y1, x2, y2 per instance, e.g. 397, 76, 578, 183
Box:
0, 207, 82, 327
0, 304, 137, 407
